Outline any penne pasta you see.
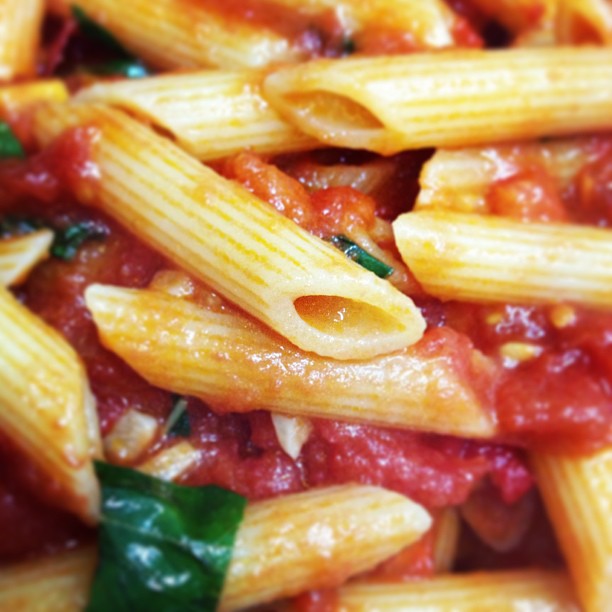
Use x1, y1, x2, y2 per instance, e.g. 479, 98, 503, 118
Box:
0, 79, 68, 115
31, 103, 424, 360
0, 230, 53, 286
71, 0, 301, 69
0, 546, 97, 612
0, 485, 430, 612
263, 47, 612, 154
556, 0, 612, 45
258, 0, 463, 49
532, 447, 612, 612
85, 284, 497, 438
415, 137, 606, 214
0, 286, 101, 523
393, 210, 612, 308
221, 484, 432, 610
334, 570, 580, 611
0, 0, 44, 81
76, 70, 318, 161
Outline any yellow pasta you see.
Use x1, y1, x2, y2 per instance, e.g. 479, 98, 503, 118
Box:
0, 79, 68, 115
0, 485, 430, 612
556, 0, 612, 44
0, 0, 44, 81
393, 210, 612, 308
415, 137, 605, 214
262, 0, 461, 49
0, 546, 97, 612
85, 284, 497, 438
221, 484, 432, 610
0, 230, 53, 287
263, 47, 612, 154
532, 448, 612, 612
71, 0, 301, 69
0, 286, 101, 523
433, 508, 460, 573
76, 70, 318, 160
335, 570, 580, 611
31, 102, 424, 360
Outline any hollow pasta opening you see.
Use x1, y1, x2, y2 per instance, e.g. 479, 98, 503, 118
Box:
293, 295, 402, 341
285, 91, 385, 132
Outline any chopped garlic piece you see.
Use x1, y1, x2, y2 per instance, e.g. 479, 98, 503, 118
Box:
549, 304, 577, 329
103, 408, 159, 464
500, 342, 543, 367
138, 441, 200, 481
272, 414, 313, 460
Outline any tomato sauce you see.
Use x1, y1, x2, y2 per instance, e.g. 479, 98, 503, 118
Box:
0, 116, 610, 570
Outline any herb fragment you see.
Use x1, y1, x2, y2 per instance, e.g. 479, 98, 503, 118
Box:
51, 221, 106, 260
165, 396, 191, 438
0, 121, 25, 159
0, 217, 106, 261
70, 5, 150, 78
87, 461, 246, 612
329, 234, 394, 278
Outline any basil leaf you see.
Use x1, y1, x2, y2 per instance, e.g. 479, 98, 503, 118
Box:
88, 461, 246, 612
71, 5, 150, 78
165, 397, 192, 438
0, 121, 24, 159
329, 234, 394, 279
51, 221, 105, 260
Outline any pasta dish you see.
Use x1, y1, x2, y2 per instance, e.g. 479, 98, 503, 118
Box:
0, 0, 611, 610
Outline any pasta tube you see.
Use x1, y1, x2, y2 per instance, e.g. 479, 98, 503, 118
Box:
221, 485, 432, 610
0, 286, 101, 523
335, 570, 579, 611
32, 103, 425, 360
0, 546, 97, 612
393, 210, 612, 308
85, 284, 497, 438
71, 0, 301, 69
0, 485, 430, 611
0, 230, 53, 286
76, 70, 318, 161
556, 0, 612, 45
415, 138, 604, 214
263, 47, 612, 154
0, 0, 44, 81
532, 448, 612, 612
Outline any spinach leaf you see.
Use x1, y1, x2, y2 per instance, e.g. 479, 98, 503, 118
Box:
88, 461, 246, 612
165, 396, 192, 438
329, 234, 394, 279
0, 121, 24, 159
71, 5, 150, 78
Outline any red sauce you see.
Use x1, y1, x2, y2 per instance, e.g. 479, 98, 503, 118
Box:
1, 120, 610, 570
488, 167, 568, 223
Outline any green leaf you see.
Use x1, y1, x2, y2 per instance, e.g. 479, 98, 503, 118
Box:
0, 121, 24, 159
70, 5, 149, 78
71, 5, 128, 56
165, 397, 192, 438
87, 461, 247, 612
51, 221, 105, 260
329, 234, 394, 279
